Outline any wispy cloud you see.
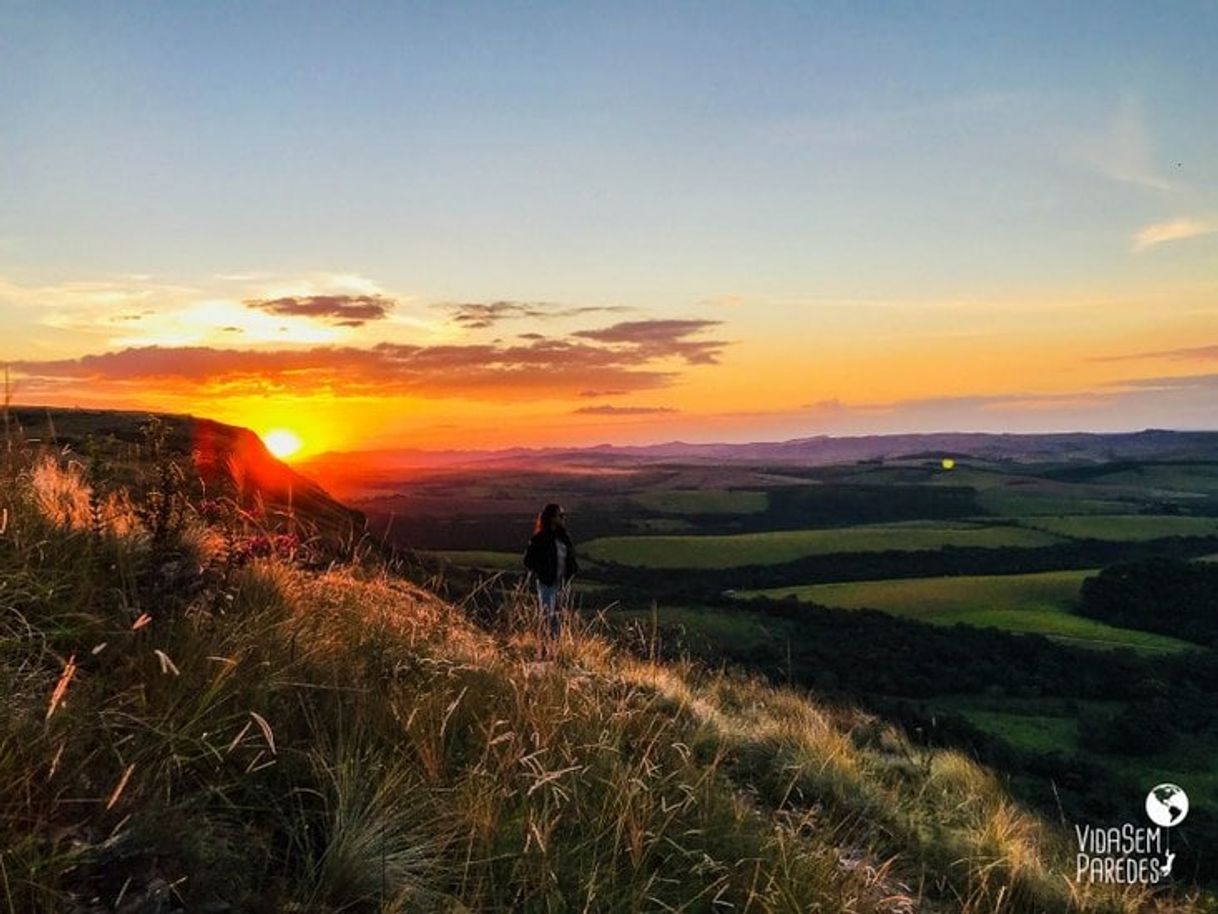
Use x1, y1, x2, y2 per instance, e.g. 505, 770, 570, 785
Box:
1075, 97, 1172, 191
761, 375, 1218, 436
1094, 342, 1218, 363
444, 300, 632, 329
572, 405, 677, 415
0, 277, 200, 313
1103, 372, 1218, 390
1131, 218, 1216, 252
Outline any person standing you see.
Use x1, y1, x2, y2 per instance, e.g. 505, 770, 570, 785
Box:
523, 502, 578, 643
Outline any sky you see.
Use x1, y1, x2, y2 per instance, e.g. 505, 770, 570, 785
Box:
2, 1, 1217, 454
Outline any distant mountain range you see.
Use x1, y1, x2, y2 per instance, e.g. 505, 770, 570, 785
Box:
302, 429, 1218, 474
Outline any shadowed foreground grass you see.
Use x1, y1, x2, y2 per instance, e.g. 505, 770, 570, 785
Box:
0, 447, 1202, 913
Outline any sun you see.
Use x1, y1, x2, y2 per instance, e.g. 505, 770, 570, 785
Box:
262, 428, 303, 460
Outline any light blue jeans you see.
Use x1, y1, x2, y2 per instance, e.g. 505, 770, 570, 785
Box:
536, 580, 563, 638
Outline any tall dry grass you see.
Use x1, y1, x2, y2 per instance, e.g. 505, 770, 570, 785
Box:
0, 434, 1206, 913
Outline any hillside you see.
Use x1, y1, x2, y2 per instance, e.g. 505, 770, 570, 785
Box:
5, 405, 364, 547
0, 417, 1205, 912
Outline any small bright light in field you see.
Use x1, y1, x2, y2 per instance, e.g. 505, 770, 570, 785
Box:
263, 428, 303, 459
941, 457, 956, 470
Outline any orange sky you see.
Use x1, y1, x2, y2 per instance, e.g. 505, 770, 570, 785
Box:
4, 272, 1217, 455
4, 6, 1217, 453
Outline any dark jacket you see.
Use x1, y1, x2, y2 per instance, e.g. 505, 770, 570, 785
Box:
523, 528, 578, 587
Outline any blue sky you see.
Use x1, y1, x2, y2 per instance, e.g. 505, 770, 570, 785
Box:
2, 2, 1216, 447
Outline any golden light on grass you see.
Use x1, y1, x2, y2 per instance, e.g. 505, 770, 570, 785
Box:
106, 763, 136, 810
262, 428, 303, 460
45, 654, 77, 720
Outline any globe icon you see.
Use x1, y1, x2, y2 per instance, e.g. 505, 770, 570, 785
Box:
1145, 784, 1189, 827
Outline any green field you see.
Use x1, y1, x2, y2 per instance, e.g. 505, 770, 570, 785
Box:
1016, 514, 1218, 541
633, 489, 769, 515
929, 696, 1116, 755
933, 698, 1218, 801
956, 709, 1079, 754
739, 570, 1194, 652
583, 521, 1063, 568
976, 490, 1131, 517
1082, 463, 1218, 495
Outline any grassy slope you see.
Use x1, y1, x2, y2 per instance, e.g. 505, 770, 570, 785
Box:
0, 465, 1179, 914
739, 571, 1194, 652
0, 451, 1200, 913
584, 521, 1063, 569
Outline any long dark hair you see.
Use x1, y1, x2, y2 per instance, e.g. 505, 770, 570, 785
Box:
533, 502, 562, 535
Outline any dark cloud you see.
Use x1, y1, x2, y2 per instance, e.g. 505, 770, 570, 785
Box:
244, 294, 394, 326
572, 405, 677, 415
445, 301, 632, 329
14, 316, 733, 403
13, 335, 693, 401
573, 319, 728, 365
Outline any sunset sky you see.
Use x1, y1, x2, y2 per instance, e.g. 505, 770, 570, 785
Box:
3, 2, 1216, 454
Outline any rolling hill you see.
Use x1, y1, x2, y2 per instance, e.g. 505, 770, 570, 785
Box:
1, 407, 1204, 911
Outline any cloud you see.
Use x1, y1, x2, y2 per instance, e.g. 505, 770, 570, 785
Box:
799, 398, 851, 413
444, 300, 632, 329
0, 273, 410, 347
9, 321, 732, 402
578, 388, 630, 398
573, 319, 728, 365
1094, 342, 1218, 363
1103, 372, 1218, 391
0, 277, 200, 315
572, 405, 677, 415
1074, 98, 1172, 191
244, 294, 395, 326
1131, 218, 1217, 252
743, 375, 1218, 436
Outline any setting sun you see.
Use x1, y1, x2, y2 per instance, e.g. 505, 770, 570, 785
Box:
262, 428, 303, 460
